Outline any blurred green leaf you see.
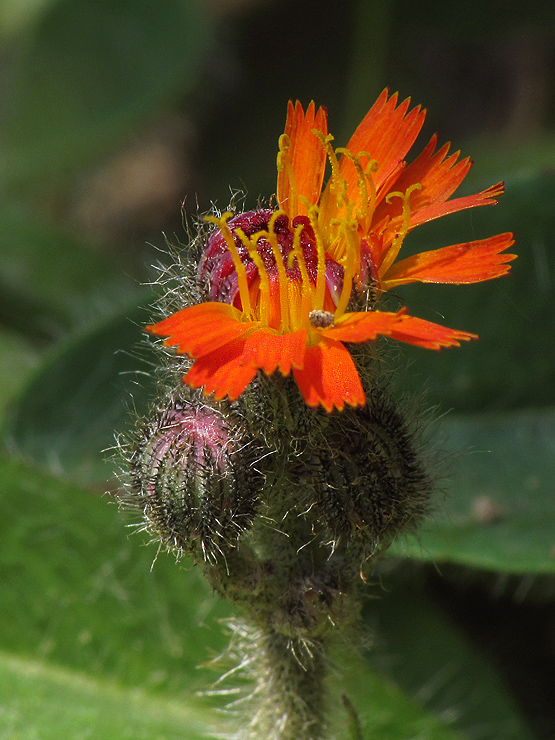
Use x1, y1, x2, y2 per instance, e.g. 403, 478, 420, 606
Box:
0, 327, 38, 418
331, 646, 466, 740
391, 407, 555, 574
3, 302, 157, 482
0, 652, 213, 740
0, 453, 230, 692
0, 0, 54, 40
391, 171, 555, 412
0, 452, 474, 740
364, 587, 536, 740
0, 205, 140, 340
0, 0, 211, 189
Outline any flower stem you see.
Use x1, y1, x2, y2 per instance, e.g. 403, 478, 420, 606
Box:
246, 626, 327, 740
126, 380, 433, 740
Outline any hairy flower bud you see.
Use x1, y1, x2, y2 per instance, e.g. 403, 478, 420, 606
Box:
125, 398, 259, 562
303, 389, 432, 554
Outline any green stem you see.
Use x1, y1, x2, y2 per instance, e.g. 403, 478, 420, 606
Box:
238, 623, 328, 740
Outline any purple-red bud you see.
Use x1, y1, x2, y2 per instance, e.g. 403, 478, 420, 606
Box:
128, 399, 259, 562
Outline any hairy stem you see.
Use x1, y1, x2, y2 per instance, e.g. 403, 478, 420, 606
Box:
234, 622, 328, 740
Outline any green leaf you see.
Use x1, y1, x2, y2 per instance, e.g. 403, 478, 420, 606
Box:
3, 302, 157, 482
0, 0, 55, 40
0, 0, 211, 189
0, 651, 214, 740
0, 454, 230, 693
363, 587, 536, 740
391, 171, 555, 412
0, 452, 475, 740
0, 205, 140, 340
0, 327, 38, 418
391, 408, 555, 574
330, 646, 466, 740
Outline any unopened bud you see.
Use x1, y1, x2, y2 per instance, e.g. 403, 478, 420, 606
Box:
308, 389, 432, 553
125, 398, 259, 562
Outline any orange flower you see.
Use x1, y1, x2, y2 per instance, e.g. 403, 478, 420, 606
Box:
148, 92, 516, 412
277, 92, 516, 300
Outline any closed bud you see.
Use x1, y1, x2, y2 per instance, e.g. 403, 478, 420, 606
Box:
306, 389, 432, 554
124, 398, 259, 562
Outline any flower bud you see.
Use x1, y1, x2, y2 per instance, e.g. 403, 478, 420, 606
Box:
307, 389, 432, 553
125, 398, 259, 562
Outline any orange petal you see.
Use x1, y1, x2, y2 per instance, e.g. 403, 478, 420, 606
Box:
374, 135, 471, 224
183, 327, 308, 401
374, 134, 504, 245
320, 91, 426, 226
381, 233, 517, 288
277, 100, 328, 217
241, 327, 307, 376
389, 315, 478, 350
343, 91, 426, 190
146, 302, 258, 358
411, 181, 505, 226
292, 338, 365, 412
184, 336, 258, 401
321, 310, 401, 342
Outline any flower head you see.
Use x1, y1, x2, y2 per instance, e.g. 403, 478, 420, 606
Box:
148, 91, 516, 412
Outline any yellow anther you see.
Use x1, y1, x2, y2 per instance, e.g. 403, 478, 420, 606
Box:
380, 182, 423, 275
360, 152, 379, 223
286, 278, 303, 332
362, 157, 379, 224
335, 148, 370, 223
204, 212, 253, 319
309, 131, 365, 309
287, 221, 314, 322
312, 131, 337, 171
362, 155, 379, 173
276, 133, 291, 167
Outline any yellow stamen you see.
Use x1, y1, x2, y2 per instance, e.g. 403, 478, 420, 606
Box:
287, 222, 315, 329
379, 182, 422, 276
362, 154, 379, 226
287, 222, 313, 304
264, 210, 291, 332
312, 131, 347, 209
334, 220, 360, 318
332, 190, 361, 274
234, 226, 272, 327
335, 148, 371, 224
311, 133, 371, 317
287, 279, 303, 333
277, 133, 298, 215
205, 212, 253, 320
306, 204, 327, 310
